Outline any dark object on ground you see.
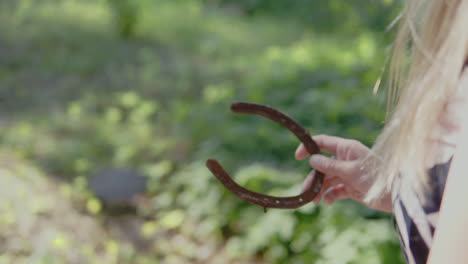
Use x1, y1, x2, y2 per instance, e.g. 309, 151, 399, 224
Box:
89, 168, 147, 212
89, 168, 152, 248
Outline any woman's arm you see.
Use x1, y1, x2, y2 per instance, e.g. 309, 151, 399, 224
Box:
427, 72, 468, 263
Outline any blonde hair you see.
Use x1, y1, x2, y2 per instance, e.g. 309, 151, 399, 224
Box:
365, 0, 468, 203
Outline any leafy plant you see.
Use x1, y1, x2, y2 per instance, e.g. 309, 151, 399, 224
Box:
0, 0, 405, 263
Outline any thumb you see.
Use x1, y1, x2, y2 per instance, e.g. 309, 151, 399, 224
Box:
309, 154, 351, 177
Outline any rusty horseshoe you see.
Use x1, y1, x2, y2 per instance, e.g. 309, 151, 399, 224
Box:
206, 102, 325, 210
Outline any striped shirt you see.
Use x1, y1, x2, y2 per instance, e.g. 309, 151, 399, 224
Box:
392, 158, 452, 264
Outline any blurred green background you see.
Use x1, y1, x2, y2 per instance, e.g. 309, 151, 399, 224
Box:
0, 0, 406, 263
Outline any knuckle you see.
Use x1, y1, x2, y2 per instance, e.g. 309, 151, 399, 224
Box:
322, 159, 335, 172
346, 139, 360, 146
312, 134, 325, 143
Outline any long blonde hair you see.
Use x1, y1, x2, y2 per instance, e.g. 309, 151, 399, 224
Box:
365, 0, 468, 203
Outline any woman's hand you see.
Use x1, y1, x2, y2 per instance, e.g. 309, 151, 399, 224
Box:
295, 135, 392, 212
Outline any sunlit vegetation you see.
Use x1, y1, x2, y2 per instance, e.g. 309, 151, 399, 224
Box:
0, 0, 405, 263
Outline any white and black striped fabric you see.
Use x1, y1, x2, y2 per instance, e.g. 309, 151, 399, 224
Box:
392, 158, 452, 264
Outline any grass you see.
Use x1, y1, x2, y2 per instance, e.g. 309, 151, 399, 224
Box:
0, 0, 405, 263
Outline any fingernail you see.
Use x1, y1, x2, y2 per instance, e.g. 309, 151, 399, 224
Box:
295, 143, 302, 153
309, 155, 322, 167
294, 147, 301, 159
323, 186, 334, 197
324, 191, 336, 205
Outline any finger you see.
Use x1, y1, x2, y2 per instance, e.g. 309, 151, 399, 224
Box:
301, 170, 325, 203
301, 170, 316, 192
301, 169, 339, 193
312, 134, 348, 155
312, 176, 342, 204
295, 143, 309, 160
324, 184, 346, 205
309, 154, 353, 177
297, 134, 347, 160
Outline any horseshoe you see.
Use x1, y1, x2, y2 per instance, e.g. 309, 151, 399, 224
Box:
206, 102, 325, 209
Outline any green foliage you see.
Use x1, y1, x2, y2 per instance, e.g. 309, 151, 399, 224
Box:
106, 0, 141, 38
0, 0, 405, 263
205, 0, 401, 35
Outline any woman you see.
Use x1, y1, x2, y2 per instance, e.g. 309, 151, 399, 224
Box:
295, 1, 468, 263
